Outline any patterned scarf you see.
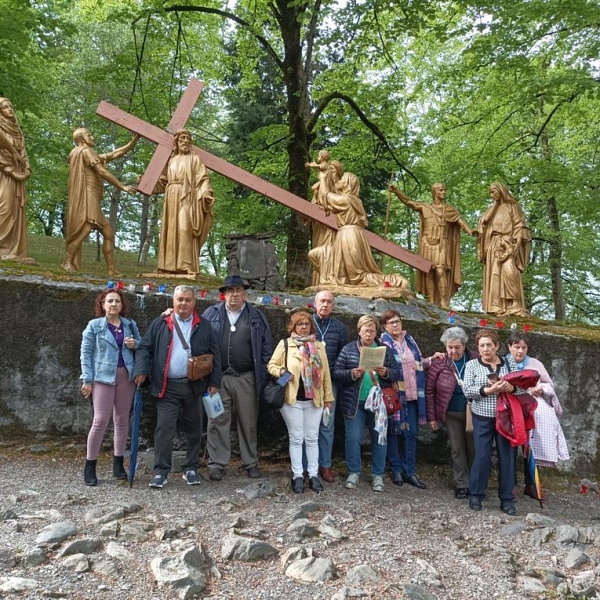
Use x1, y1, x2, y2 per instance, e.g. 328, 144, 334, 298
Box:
506, 354, 529, 371
290, 333, 322, 399
381, 331, 427, 426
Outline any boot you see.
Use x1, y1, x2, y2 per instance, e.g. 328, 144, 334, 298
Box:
113, 456, 127, 480
84, 459, 98, 486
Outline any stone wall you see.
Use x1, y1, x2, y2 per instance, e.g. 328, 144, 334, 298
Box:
1, 276, 598, 475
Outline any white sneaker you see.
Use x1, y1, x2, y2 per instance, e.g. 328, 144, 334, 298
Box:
345, 473, 360, 489
372, 475, 384, 492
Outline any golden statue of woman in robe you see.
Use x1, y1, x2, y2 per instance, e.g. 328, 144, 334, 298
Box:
0, 97, 35, 264
477, 182, 531, 316
309, 171, 408, 290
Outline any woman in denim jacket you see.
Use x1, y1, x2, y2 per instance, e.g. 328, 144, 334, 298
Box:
80, 288, 141, 486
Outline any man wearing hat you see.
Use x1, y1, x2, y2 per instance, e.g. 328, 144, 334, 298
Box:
202, 275, 273, 479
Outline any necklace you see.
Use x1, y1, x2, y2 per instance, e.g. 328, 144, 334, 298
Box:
453, 355, 467, 385
314, 317, 331, 346
107, 321, 122, 334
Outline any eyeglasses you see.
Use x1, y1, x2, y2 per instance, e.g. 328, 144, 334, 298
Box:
386, 319, 402, 326
296, 322, 311, 327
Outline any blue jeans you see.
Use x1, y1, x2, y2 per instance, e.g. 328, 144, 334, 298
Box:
344, 405, 387, 476
469, 413, 515, 502
387, 400, 418, 476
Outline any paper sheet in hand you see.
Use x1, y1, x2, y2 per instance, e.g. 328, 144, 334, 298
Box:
358, 346, 386, 370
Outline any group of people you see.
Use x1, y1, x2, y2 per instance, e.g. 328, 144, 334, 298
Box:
426, 326, 569, 514
80, 279, 568, 513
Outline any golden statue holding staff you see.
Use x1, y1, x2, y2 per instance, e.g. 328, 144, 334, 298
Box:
62, 128, 138, 275
388, 183, 476, 308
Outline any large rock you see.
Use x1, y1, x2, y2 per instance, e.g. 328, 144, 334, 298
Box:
285, 556, 336, 582
150, 545, 208, 600
35, 521, 78, 545
221, 535, 278, 561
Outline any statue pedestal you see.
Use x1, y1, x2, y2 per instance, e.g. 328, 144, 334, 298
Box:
306, 284, 414, 301
138, 272, 199, 280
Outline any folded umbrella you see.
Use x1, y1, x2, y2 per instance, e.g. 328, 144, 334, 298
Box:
524, 441, 544, 508
128, 386, 143, 488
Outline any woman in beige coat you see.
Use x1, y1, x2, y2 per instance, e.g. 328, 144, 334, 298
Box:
268, 310, 334, 494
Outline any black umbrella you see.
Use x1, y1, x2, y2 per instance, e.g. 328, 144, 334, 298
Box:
128, 386, 143, 488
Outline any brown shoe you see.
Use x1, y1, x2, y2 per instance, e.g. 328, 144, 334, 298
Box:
246, 465, 261, 478
318, 467, 335, 483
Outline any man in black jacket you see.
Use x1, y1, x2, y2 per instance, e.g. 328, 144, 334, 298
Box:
202, 275, 272, 480
134, 285, 221, 489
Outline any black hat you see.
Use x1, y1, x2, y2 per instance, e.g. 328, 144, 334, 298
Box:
219, 274, 251, 293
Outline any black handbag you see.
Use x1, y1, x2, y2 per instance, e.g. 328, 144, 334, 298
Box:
263, 380, 286, 409
263, 339, 289, 409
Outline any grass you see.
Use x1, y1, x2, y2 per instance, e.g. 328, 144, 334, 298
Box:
1, 233, 222, 290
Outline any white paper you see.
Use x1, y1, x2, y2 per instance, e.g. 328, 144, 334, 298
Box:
358, 346, 386, 370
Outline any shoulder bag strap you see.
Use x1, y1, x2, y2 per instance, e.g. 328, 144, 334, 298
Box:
171, 316, 190, 350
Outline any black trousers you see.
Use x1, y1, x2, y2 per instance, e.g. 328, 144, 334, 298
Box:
153, 380, 202, 476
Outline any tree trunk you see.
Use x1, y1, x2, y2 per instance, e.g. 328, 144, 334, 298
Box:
540, 126, 565, 321
277, 0, 313, 289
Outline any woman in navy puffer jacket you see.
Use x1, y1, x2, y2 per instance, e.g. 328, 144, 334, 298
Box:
334, 315, 400, 493
426, 326, 477, 499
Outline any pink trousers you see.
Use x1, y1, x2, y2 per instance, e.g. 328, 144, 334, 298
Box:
86, 367, 135, 459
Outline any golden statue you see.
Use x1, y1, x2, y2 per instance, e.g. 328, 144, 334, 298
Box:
151, 129, 214, 276
0, 97, 35, 264
477, 182, 531, 316
388, 183, 476, 308
309, 171, 408, 290
62, 128, 138, 275
305, 151, 343, 285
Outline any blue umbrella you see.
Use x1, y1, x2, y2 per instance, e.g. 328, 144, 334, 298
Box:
524, 440, 544, 508
128, 386, 143, 488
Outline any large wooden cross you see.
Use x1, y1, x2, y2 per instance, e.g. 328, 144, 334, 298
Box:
96, 79, 431, 273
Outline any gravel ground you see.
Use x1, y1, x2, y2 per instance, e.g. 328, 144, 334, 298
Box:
0, 441, 598, 600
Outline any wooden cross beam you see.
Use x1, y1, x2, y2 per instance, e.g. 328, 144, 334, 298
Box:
96, 80, 431, 273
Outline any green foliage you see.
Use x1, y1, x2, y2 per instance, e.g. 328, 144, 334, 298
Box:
5, 0, 600, 321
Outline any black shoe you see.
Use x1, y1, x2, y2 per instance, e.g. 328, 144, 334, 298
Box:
309, 476, 324, 493
455, 487, 469, 499
246, 465, 261, 478
391, 472, 404, 487
84, 459, 97, 486
500, 500, 516, 516
291, 477, 305, 494
208, 468, 223, 481
469, 498, 482, 511
403, 474, 427, 489
113, 456, 127, 480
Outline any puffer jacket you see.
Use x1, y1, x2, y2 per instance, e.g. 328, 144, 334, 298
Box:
333, 340, 400, 419
425, 349, 478, 423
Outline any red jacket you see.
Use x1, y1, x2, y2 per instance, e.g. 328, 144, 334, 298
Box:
425, 349, 478, 423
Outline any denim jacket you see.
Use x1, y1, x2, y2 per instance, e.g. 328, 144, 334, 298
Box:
80, 316, 142, 384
